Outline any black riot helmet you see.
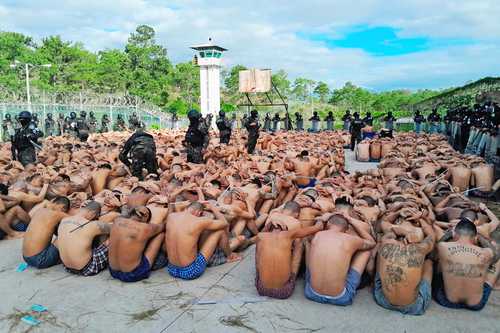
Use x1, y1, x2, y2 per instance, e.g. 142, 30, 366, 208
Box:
102, 114, 109, 120
70, 111, 77, 119
188, 109, 201, 122
251, 110, 258, 118
219, 110, 225, 117
5, 114, 11, 120
18, 111, 32, 126
90, 111, 95, 117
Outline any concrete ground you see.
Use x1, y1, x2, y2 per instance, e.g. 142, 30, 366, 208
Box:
0, 150, 499, 333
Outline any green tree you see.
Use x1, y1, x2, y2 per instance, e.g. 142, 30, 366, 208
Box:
125, 25, 172, 106
314, 81, 330, 103
292, 77, 315, 101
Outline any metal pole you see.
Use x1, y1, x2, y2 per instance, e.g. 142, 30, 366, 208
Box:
1, 103, 5, 141
42, 90, 46, 130
109, 105, 113, 128
25, 64, 31, 112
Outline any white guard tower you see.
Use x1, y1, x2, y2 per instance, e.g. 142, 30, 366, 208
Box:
190, 39, 227, 118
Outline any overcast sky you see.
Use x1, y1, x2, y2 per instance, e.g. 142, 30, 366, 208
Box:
1, 0, 499, 91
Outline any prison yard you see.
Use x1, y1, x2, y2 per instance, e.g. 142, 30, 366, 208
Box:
1, 15, 500, 333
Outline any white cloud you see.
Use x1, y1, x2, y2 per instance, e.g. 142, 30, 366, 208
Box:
0, 0, 499, 90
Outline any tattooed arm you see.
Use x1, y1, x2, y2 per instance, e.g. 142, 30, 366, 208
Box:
438, 228, 453, 243
477, 235, 499, 264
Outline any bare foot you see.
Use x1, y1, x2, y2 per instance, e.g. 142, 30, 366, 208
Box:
229, 235, 246, 251
236, 236, 257, 251
227, 252, 242, 263
494, 279, 500, 291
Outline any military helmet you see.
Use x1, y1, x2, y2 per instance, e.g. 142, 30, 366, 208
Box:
219, 110, 225, 117
187, 109, 201, 121
18, 111, 32, 120
251, 110, 258, 117
5, 114, 11, 120
70, 111, 77, 118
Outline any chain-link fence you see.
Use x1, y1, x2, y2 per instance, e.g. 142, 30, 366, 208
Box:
0, 89, 191, 141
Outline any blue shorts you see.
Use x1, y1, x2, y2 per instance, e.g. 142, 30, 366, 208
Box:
297, 178, 317, 189
362, 132, 376, 140
433, 273, 492, 311
109, 255, 151, 283
167, 253, 207, 280
305, 268, 361, 306
374, 272, 431, 315
12, 222, 29, 232
23, 243, 61, 269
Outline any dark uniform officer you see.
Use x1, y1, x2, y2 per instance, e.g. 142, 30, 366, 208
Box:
325, 112, 335, 131
76, 111, 90, 142
384, 111, 396, 131
100, 114, 110, 133
414, 110, 425, 134
272, 113, 281, 132
342, 110, 352, 131
66, 112, 78, 137
216, 111, 232, 144
2, 114, 14, 142
128, 112, 141, 131
309, 112, 320, 132
363, 112, 373, 126
113, 114, 127, 131
427, 108, 441, 134
170, 111, 179, 130
11, 111, 43, 166
349, 112, 364, 150
119, 128, 158, 180
263, 113, 271, 132
56, 113, 65, 136
244, 110, 260, 154
200, 114, 212, 149
32, 114, 40, 128
88, 111, 98, 133
295, 112, 304, 131
44, 113, 55, 137
284, 112, 293, 131
185, 110, 207, 164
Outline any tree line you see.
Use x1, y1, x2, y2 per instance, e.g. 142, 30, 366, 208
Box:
0, 25, 444, 119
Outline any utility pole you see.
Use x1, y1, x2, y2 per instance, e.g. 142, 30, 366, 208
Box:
25, 64, 31, 111
10, 61, 52, 112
